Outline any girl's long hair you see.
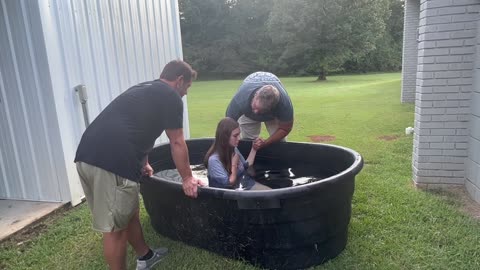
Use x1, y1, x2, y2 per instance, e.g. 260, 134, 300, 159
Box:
204, 117, 239, 173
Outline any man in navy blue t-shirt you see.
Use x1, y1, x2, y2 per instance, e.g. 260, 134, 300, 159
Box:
75, 60, 201, 270
226, 72, 294, 150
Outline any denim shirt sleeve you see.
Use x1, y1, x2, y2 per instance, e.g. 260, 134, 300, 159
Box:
207, 155, 232, 188
235, 148, 249, 171
208, 150, 250, 189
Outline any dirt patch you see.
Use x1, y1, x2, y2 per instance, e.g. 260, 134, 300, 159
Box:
0, 204, 71, 246
377, 135, 400, 141
428, 187, 480, 220
308, 135, 336, 142
446, 187, 480, 220
15, 222, 48, 241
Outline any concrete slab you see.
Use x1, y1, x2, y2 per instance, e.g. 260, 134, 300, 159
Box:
0, 199, 65, 242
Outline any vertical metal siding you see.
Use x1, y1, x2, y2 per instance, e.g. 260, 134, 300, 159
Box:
0, 0, 64, 201
0, 0, 185, 202
59, 0, 185, 201
61, 0, 184, 115
45, 0, 186, 143
171, 0, 190, 138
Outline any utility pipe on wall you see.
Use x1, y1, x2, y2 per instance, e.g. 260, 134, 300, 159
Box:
74, 84, 90, 127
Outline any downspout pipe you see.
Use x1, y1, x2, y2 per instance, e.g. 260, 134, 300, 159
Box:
74, 84, 90, 127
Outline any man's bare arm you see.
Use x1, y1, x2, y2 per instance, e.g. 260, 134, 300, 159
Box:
165, 128, 199, 198
262, 120, 293, 148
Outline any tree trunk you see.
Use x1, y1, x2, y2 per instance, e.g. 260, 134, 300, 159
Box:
317, 68, 327, 81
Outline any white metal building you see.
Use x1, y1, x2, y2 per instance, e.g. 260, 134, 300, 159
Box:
0, 0, 188, 206
401, 0, 480, 203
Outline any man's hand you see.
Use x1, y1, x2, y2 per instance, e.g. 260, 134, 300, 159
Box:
142, 163, 153, 177
166, 128, 204, 198
182, 176, 205, 198
253, 138, 265, 150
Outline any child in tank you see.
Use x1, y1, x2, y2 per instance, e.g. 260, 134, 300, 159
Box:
204, 117, 270, 190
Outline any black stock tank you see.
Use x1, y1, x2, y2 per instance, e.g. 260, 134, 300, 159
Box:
140, 139, 363, 270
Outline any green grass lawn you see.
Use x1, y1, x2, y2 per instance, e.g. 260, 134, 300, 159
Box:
2, 73, 480, 269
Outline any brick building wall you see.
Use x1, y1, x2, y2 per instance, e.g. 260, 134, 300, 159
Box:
465, 17, 480, 202
412, 0, 480, 190
402, 0, 420, 103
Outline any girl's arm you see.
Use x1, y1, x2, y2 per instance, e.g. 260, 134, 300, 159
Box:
230, 152, 240, 184
246, 138, 261, 166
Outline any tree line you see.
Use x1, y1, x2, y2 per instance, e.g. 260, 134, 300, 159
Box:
179, 0, 404, 80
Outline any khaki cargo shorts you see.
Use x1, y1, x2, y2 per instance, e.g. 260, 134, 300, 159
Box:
238, 115, 287, 141
76, 162, 140, 232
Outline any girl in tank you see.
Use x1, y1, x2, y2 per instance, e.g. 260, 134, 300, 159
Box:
204, 117, 270, 190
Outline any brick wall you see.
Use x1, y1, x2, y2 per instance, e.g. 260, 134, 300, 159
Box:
402, 0, 420, 103
466, 18, 480, 203
413, 0, 480, 189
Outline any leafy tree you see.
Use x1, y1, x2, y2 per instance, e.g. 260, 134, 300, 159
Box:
267, 0, 390, 80
179, 0, 402, 78
179, 0, 274, 77
179, 0, 232, 73
344, 0, 404, 72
